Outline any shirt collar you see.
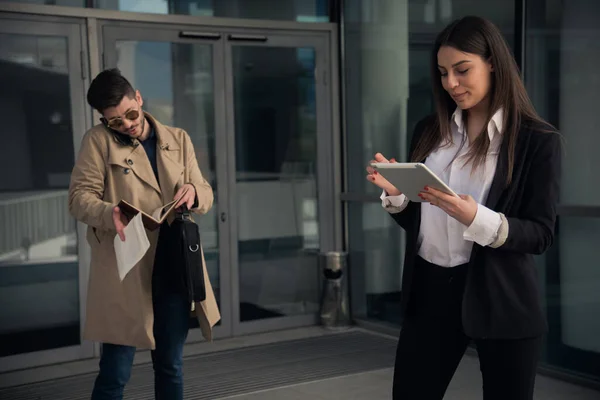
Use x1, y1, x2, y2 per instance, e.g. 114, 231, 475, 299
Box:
452, 107, 504, 141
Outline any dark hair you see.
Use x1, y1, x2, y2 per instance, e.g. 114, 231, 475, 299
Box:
411, 16, 553, 185
87, 68, 136, 113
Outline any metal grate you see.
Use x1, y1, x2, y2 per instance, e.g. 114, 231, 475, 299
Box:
0, 330, 397, 400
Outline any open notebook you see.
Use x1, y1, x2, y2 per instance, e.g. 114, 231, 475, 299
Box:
117, 188, 189, 231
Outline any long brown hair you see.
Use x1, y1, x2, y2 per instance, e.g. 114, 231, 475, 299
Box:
411, 16, 553, 185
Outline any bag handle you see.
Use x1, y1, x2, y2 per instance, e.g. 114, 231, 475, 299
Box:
175, 204, 192, 220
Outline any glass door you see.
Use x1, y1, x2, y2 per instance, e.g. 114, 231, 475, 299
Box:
101, 22, 232, 341
0, 14, 92, 372
224, 32, 334, 335
101, 24, 335, 338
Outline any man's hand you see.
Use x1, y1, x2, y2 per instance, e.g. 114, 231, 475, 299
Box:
113, 206, 129, 241
174, 183, 197, 210
419, 186, 478, 226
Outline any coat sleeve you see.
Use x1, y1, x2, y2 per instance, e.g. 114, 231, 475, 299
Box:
496, 132, 562, 254
68, 132, 115, 231
182, 130, 214, 215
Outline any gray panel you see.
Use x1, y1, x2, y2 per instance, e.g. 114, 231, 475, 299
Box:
0, 13, 94, 370
0, 2, 337, 32
100, 24, 234, 338
0, 331, 397, 399
224, 31, 335, 335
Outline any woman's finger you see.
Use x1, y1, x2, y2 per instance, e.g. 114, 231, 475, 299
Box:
374, 153, 389, 163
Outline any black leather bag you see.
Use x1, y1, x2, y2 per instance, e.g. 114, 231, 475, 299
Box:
170, 208, 206, 303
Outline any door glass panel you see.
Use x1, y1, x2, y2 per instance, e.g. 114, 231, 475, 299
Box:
233, 45, 319, 322
0, 32, 80, 356
114, 40, 220, 314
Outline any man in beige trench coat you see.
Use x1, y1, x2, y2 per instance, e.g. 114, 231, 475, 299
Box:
68, 68, 220, 399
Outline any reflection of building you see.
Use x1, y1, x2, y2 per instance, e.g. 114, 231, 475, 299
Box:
0, 191, 75, 263
0, 0, 599, 394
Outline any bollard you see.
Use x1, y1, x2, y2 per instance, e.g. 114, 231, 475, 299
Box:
319, 251, 351, 329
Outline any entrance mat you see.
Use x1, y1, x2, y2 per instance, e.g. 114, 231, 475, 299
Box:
0, 330, 397, 399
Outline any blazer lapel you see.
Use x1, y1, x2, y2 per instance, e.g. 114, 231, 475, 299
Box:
484, 137, 508, 210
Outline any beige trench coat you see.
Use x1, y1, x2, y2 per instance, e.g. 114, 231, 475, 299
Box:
68, 113, 220, 349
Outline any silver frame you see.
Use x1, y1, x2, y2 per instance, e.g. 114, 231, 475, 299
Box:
99, 22, 233, 342
0, 0, 343, 370
223, 31, 333, 336
101, 22, 337, 338
0, 13, 95, 373
0, 2, 336, 32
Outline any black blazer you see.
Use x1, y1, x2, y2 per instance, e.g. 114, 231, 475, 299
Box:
392, 115, 562, 339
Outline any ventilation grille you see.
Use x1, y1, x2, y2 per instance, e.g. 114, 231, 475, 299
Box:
1, 330, 396, 400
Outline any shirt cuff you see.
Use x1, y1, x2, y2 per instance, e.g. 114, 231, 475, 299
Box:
380, 190, 409, 214
463, 204, 502, 246
490, 213, 509, 248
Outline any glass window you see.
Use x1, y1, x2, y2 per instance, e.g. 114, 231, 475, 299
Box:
0, 0, 85, 6
343, 0, 515, 325
94, 0, 330, 22
526, 0, 600, 381
0, 32, 80, 356
232, 45, 320, 321
347, 202, 403, 324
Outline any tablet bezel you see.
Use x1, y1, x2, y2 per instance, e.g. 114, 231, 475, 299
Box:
370, 162, 459, 202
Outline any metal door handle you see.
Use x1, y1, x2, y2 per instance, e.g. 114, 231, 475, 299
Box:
179, 31, 222, 40
228, 34, 268, 42
220, 212, 227, 222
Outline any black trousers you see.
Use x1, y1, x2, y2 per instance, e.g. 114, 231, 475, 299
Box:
393, 257, 542, 400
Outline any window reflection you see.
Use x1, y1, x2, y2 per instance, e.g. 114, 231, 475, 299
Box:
233, 46, 320, 321
95, 0, 330, 22
0, 33, 79, 357
343, 0, 515, 325
526, 0, 600, 381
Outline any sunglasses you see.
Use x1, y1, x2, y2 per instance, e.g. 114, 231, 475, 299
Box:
101, 109, 140, 130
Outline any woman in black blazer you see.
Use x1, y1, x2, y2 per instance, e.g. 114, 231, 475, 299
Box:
366, 16, 562, 400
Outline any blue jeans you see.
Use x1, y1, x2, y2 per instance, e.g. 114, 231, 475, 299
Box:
90, 291, 190, 400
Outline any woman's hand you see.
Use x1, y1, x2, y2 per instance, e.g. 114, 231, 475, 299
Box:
366, 153, 402, 196
419, 186, 478, 226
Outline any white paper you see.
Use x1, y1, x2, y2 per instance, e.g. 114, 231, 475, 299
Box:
113, 213, 150, 281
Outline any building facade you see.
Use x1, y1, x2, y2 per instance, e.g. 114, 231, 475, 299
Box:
0, 0, 598, 388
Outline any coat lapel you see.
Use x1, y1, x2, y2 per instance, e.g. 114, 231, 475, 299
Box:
151, 116, 185, 205
128, 145, 162, 194
107, 137, 161, 194
484, 137, 508, 210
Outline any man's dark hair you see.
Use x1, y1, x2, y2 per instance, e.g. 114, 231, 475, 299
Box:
87, 68, 136, 112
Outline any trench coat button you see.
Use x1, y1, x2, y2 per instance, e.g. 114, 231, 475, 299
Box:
127, 159, 134, 165
124, 168, 130, 174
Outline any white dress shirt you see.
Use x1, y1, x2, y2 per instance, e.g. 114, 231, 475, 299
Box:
381, 108, 505, 267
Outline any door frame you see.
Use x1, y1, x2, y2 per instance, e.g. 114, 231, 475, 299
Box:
222, 29, 335, 336
99, 21, 233, 342
0, 13, 94, 373
99, 21, 339, 338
